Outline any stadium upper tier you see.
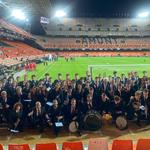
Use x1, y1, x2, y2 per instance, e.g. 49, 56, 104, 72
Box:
36, 37, 150, 50
41, 18, 150, 36
0, 18, 32, 39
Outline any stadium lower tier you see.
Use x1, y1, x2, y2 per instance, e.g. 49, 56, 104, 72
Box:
48, 50, 150, 57
37, 37, 150, 50
0, 40, 44, 59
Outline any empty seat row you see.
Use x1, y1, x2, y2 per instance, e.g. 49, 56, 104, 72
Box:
0, 139, 150, 150
37, 37, 150, 49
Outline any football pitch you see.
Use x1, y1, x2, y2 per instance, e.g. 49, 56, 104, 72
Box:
26, 57, 150, 80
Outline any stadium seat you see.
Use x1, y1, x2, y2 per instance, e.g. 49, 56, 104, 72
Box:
35, 143, 57, 150
8, 144, 30, 150
88, 138, 108, 150
62, 142, 83, 150
112, 140, 133, 150
136, 139, 150, 150
0, 144, 3, 150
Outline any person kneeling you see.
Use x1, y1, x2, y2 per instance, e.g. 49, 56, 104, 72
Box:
9, 103, 23, 133
45, 99, 64, 136
28, 101, 45, 133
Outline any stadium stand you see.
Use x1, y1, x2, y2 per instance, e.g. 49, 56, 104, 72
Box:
41, 18, 150, 36
0, 18, 46, 68
37, 37, 150, 50
34, 18, 150, 57
0, 18, 32, 39
1, 40, 43, 58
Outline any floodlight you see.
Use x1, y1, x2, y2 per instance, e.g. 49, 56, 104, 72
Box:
26, 18, 29, 22
138, 11, 149, 18
55, 10, 66, 18
12, 9, 26, 20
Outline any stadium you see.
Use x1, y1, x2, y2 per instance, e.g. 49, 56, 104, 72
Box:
0, 0, 150, 149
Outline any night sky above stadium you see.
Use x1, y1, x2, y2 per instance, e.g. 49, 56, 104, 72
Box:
52, 0, 150, 17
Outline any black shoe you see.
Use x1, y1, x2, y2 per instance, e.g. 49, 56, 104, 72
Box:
77, 131, 82, 137
55, 133, 58, 137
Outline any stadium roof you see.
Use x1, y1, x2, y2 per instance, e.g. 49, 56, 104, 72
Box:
0, 0, 52, 17
1, 0, 150, 18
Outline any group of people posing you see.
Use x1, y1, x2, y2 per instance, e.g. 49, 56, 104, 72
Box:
0, 71, 150, 136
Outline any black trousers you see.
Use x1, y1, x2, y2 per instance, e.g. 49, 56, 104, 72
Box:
29, 117, 44, 132
52, 119, 64, 136
146, 111, 150, 123
2, 109, 10, 123
135, 110, 141, 123
10, 120, 23, 131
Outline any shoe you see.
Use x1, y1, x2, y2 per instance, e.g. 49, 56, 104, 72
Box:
10, 129, 19, 133
77, 131, 82, 137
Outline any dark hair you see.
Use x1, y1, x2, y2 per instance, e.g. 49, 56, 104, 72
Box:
114, 96, 121, 102
13, 102, 23, 110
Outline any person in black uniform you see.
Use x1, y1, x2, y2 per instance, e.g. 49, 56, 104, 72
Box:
30, 75, 38, 88
28, 101, 45, 132
63, 98, 82, 135
72, 83, 83, 103
0, 81, 4, 93
22, 82, 31, 100
114, 83, 124, 99
45, 99, 64, 136
111, 96, 125, 120
14, 86, 23, 105
48, 83, 61, 103
128, 91, 142, 126
142, 89, 150, 124
0, 91, 12, 123
82, 94, 97, 114
63, 98, 79, 123
9, 102, 23, 132
96, 92, 111, 115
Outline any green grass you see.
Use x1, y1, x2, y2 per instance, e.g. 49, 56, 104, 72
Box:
26, 57, 150, 80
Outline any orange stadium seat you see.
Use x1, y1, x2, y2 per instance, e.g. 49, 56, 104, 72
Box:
35, 143, 57, 150
112, 140, 133, 150
0, 144, 3, 150
62, 142, 83, 150
88, 138, 108, 150
136, 139, 150, 150
8, 144, 30, 150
